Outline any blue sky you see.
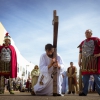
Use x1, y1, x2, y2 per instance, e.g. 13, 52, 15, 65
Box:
0, 0, 100, 71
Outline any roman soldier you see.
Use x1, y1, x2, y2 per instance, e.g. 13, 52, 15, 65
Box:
78, 29, 100, 96
0, 32, 17, 94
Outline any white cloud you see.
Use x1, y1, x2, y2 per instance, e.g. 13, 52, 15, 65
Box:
1, 0, 100, 75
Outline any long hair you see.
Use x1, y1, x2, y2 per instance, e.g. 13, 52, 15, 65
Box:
34, 65, 39, 69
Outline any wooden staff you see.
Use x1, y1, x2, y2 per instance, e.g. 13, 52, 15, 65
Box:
79, 66, 82, 92
52, 10, 59, 95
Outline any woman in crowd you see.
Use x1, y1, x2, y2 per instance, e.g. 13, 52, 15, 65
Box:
31, 65, 40, 89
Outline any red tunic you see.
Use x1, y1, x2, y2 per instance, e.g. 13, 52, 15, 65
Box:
79, 37, 100, 75
0, 44, 17, 78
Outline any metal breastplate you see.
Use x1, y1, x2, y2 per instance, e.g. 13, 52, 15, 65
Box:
82, 40, 95, 57
0, 47, 11, 62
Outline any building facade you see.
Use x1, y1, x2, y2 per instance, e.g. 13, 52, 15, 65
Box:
0, 22, 34, 81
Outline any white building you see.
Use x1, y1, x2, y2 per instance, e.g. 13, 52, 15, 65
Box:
0, 22, 34, 81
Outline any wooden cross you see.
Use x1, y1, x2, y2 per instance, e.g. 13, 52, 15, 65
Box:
52, 10, 59, 96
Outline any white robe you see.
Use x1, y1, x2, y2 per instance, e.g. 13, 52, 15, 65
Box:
33, 53, 64, 95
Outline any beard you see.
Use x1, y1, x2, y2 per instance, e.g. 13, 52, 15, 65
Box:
47, 53, 53, 58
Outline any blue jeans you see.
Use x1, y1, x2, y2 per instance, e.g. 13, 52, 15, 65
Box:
82, 74, 100, 95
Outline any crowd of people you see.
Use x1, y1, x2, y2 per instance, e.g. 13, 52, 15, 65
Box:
2, 64, 96, 95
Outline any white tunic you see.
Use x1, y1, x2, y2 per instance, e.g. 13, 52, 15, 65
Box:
33, 53, 64, 95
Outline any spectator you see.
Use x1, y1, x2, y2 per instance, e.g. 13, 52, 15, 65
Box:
31, 65, 40, 89
88, 75, 94, 92
61, 70, 68, 94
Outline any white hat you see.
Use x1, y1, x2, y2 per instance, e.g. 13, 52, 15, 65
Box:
4, 32, 11, 40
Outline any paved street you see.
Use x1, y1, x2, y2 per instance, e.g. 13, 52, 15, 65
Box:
0, 91, 100, 100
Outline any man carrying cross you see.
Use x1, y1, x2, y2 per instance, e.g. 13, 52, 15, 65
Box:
31, 10, 64, 96
32, 43, 64, 96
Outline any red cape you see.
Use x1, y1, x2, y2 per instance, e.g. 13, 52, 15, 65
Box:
0, 44, 17, 78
